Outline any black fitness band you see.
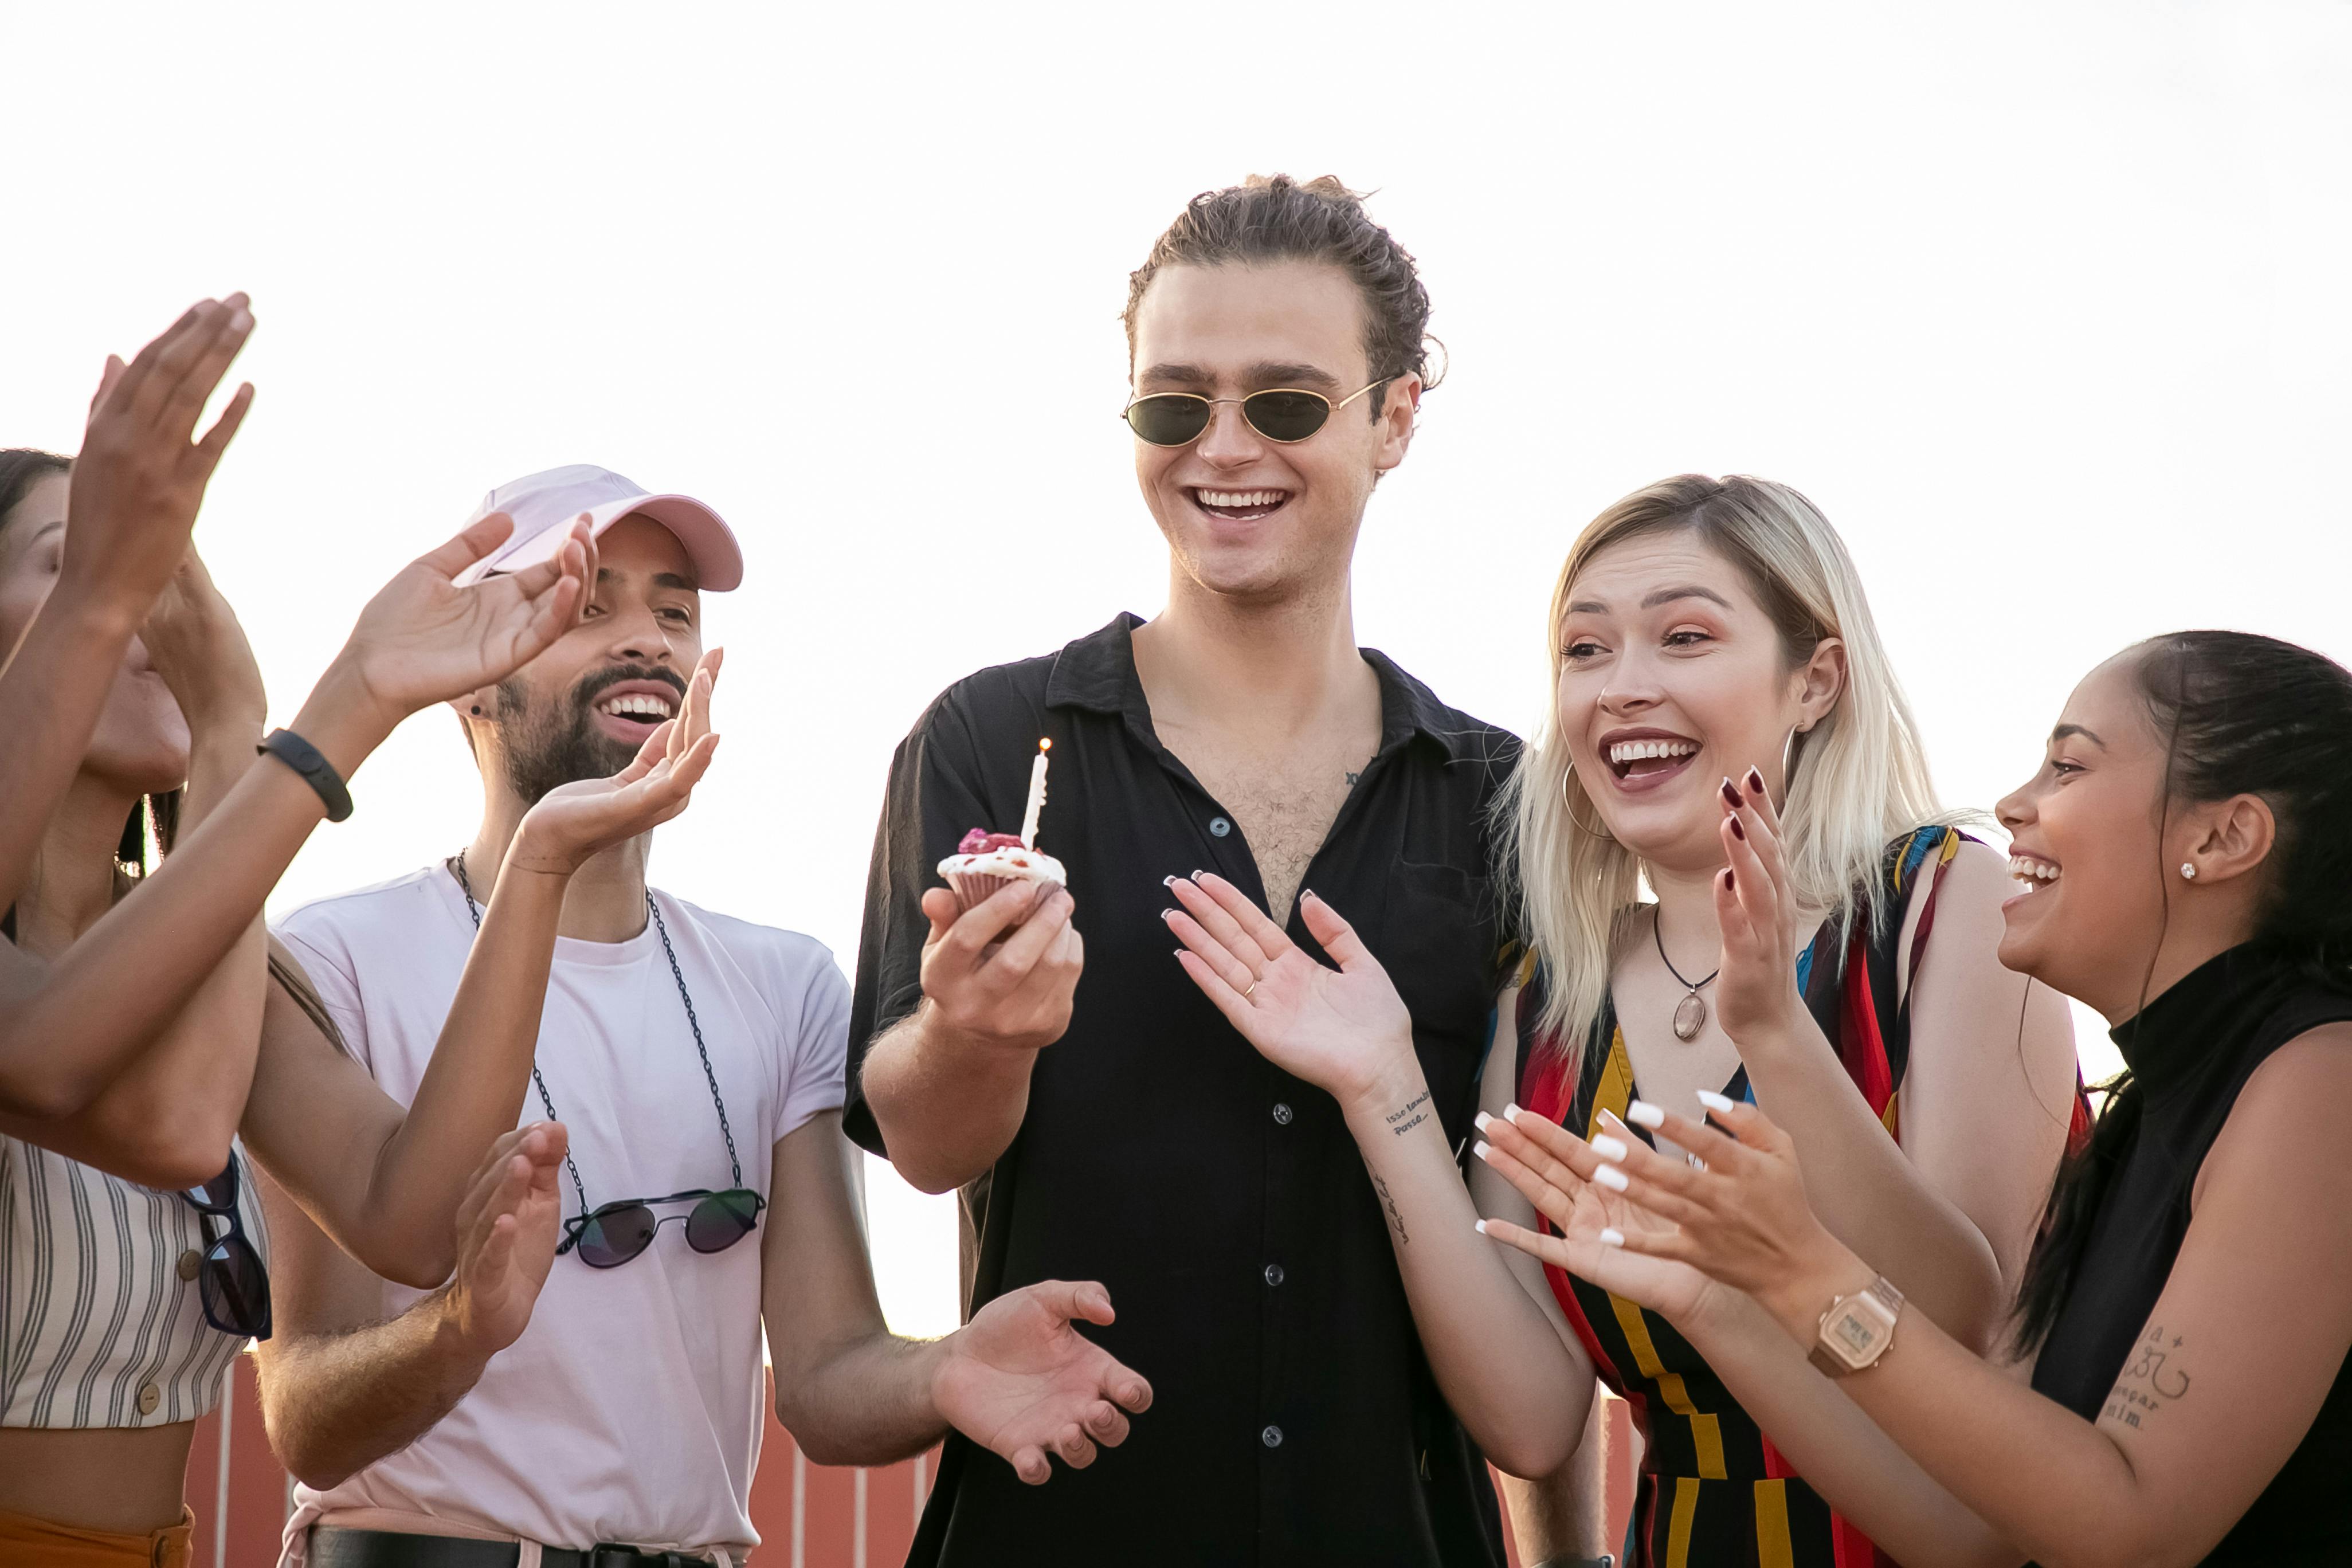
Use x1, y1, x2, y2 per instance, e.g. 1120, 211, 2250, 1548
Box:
257, 729, 354, 822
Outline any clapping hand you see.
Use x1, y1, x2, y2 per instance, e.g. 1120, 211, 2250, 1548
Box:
140, 548, 266, 742
1472, 1104, 1720, 1324
1164, 873, 1414, 1109
934, 1280, 1154, 1485
445, 1122, 569, 1358
509, 650, 723, 877
327, 513, 595, 732
64, 297, 257, 617
1712, 769, 1812, 1049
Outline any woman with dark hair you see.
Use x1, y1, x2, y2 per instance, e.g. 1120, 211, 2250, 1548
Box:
1479, 630, 2352, 1567
0, 454, 724, 1561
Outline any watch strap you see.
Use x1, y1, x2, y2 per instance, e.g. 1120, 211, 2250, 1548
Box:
258, 728, 354, 823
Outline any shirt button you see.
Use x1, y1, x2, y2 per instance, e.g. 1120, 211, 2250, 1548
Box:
1209, 816, 1232, 838
1272, 1102, 1293, 1126
177, 1248, 203, 1282
1264, 1263, 1285, 1287
1261, 1424, 1284, 1449
137, 1382, 160, 1416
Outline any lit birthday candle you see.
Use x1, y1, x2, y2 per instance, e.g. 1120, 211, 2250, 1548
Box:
1019, 738, 1052, 848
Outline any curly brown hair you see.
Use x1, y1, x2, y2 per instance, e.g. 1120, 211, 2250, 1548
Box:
1123, 175, 1441, 418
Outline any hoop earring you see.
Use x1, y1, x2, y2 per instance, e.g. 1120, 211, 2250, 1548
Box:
1562, 763, 1615, 841
1780, 726, 1804, 798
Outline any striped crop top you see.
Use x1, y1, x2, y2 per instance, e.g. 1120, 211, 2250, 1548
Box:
0, 1137, 266, 1428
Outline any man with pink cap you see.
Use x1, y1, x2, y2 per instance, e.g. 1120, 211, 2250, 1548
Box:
256, 467, 1153, 1568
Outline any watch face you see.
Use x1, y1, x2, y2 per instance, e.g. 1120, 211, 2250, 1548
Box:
1832, 1310, 1880, 1357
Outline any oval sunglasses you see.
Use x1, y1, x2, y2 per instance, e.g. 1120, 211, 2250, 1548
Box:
1120, 377, 1391, 447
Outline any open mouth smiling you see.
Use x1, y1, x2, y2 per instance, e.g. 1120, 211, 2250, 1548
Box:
587, 680, 683, 742
1598, 730, 1702, 793
2003, 852, 2061, 912
1189, 486, 1292, 523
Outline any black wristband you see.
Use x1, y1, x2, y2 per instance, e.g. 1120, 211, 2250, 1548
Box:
257, 729, 354, 822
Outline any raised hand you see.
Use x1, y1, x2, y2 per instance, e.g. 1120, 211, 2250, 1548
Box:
140, 548, 266, 741
1711, 768, 1812, 1048
330, 513, 594, 727
509, 650, 723, 876
934, 1279, 1154, 1484
64, 296, 257, 615
1574, 1095, 1860, 1334
1472, 1103, 1717, 1323
445, 1122, 568, 1358
1164, 872, 1413, 1107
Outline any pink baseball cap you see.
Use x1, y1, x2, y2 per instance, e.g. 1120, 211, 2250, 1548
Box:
453, 464, 743, 591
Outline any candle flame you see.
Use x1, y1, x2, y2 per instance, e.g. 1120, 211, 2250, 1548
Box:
1040, 738, 1052, 752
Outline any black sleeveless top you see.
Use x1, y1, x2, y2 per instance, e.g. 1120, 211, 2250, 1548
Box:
2029, 943, 2352, 1565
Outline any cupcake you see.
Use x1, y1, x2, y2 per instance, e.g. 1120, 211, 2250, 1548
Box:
937, 829, 1068, 915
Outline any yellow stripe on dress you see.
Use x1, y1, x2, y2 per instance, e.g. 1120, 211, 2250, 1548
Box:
1754, 1478, 1797, 1568
1591, 1030, 1727, 1481
1665, 1476, 1702, 1568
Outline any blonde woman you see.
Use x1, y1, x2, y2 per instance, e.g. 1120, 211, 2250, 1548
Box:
1163, 475, 2080, 1566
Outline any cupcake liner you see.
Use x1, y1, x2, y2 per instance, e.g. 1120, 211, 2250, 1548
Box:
946, 871, 1020, 913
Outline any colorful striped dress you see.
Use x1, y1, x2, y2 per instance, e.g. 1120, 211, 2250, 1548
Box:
1512, 827, 2041, 1568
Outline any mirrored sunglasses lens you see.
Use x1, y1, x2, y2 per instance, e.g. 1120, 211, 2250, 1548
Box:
577, 1205, 658, 1268
201, 1239, 270, 1336
685, 1190, 762, 1253
1241, 391, 1331, 442
1125, 396, 1211, 446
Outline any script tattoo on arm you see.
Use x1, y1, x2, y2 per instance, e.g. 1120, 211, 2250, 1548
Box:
1371, 1171, 1409, 1246
2102, 1323, 2194, 1432
1383, 1090, 1432, 1139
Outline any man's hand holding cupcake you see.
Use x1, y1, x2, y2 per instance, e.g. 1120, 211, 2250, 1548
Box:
918, 871, 1084, 1059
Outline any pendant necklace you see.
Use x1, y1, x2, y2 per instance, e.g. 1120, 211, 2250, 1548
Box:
1653, 908, 1721, 1042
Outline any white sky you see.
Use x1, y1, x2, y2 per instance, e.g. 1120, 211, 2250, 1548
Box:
6, 3, 2347, 1338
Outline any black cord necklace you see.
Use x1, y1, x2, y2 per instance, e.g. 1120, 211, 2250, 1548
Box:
449, 849, 747, 1220
1653, 907, 1721, 1042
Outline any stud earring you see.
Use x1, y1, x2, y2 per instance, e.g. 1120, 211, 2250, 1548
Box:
2181, 863, 2197, 881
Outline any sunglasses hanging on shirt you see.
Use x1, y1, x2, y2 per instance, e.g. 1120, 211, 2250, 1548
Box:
181, 1155, 272, 1339
450, 850, 766, 1270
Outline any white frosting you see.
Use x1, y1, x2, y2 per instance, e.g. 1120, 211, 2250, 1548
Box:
936, 845, 1068, 885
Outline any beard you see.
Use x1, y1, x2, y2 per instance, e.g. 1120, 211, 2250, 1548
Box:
496, 665, 685, 805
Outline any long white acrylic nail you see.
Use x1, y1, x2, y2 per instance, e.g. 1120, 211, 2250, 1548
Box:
1473, 1140, 1493, 1161
1473, 1111, 1495, 1133
1696, 1089, 1736, 1114
1625, 1100, 1667, 1130
1599, 1228, 1626, 1248
1503, 1102, 1527, 1123
1591, 1134, 1629, 1162
1473, 1219, 1490, 1236
1593, 1163, 1630, 1192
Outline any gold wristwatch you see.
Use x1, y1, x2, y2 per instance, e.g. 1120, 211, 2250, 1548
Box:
1808, 1275, 1904, 1377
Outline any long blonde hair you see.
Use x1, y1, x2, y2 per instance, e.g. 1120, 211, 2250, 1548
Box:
1498, 474, 1941, 1064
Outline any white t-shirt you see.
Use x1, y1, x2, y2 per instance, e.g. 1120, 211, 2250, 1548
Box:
271, 865, 848, 1561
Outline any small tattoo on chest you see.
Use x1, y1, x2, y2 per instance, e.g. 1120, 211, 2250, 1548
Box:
1346, 770, 1362, 785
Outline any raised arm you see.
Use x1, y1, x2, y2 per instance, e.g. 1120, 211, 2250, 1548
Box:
1711, 778, 2056, 1346
1165, 875, 1598, 1477
1569, 1032, 2352, 1568
248, 650, 720, 1287
0, 298, 253, 918
0, 512, 590, 1123
761, 1110, 1151, 1479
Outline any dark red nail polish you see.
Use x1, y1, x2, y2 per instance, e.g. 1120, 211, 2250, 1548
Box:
1720, 778, 1741, 809
1723, 868, 1735, 891
1728, 815, 1746, 841
1746, 767, 1765, 794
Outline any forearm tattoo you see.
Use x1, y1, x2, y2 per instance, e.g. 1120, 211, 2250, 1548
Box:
1372, 1172, 1410, 1246
2103, 1323, 2193, 1432
1383, 1090, 1432, 1138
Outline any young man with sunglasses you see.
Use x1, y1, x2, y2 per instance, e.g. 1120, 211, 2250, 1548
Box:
255, 467, 1153, 1568
850, 176, 1519, 1566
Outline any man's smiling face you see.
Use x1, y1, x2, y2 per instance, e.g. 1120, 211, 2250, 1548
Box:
1127, 260, 1416, 605
489, 514, 703, 803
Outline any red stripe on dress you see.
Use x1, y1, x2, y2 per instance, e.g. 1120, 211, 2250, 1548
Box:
1837, 928, 1896, 1118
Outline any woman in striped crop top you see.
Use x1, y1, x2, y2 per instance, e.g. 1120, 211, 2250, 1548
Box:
0, 413, 710, 1561
1166, 475, 2084, 1567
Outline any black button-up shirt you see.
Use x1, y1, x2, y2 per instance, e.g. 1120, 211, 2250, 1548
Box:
848, 614, 1519, 1567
